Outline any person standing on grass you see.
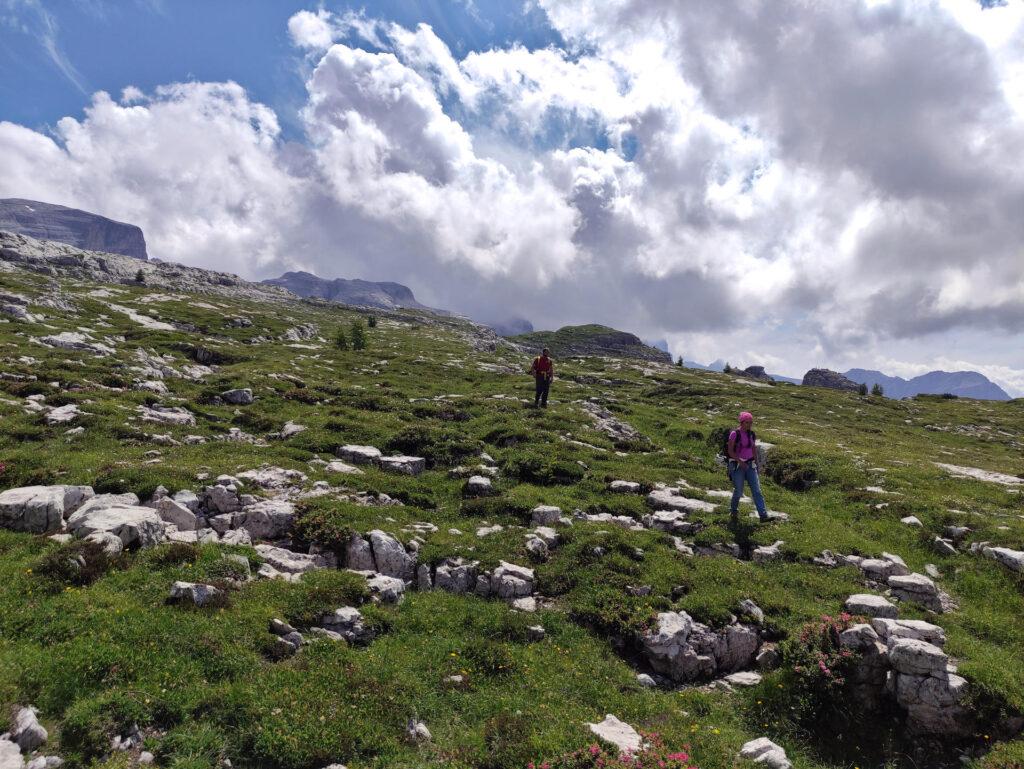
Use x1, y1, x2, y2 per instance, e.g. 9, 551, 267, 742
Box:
728, 410, 770, 522
530, 348, 554, 408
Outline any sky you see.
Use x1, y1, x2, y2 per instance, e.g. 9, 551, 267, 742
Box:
1, 0, 1023, 394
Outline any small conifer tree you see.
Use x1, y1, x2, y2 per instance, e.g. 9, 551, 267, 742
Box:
871, 383, 884, 397
334, 328, 349, 350
351, 320, 367, 350
723, 362, 732, 374
676, 355, 684, 367
858, 382, 868, 396
367, 315, 377, 328
135, 268, 145, 283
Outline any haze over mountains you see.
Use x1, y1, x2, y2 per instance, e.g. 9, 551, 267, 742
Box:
262, 270, 439, 313
0, 199, 148, 260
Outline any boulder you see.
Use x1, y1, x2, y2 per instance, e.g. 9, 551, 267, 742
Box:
641, 611, 759, 683
11, 707, 47, 752
609, 480, 641, 493
169, 581, 221, 607
463, 475, 494, 496
871, 618, 946, 646
0, 739, 24, 769
531, 505, 562, 525
586, 715, 644, 754
368, 530, 415, 581
202, 484, 240, 514
66, 505, 164, 548
646, 487, 716, 513
901, 516, 923, 527
490, 561, 535, 599
137, 404, 195, 425
752, 540, 784, 563
45, 404, 81, 425
345, 534, 375, 571
888, 638, 949, 676
155, 498, 197, 531
0, 485, 93, 533
221, 388, 253, 405
377, 456, 426, 476
844, 594, 898, 619
254, 544, 333, 574
172, 489, 202, 512
364, 573, 405, 603
325, 460, 363, 475
280, 421, 306, 438
983, 546, 1024, 573
801, 368, 859, 392
319, 607, 374, 644
336, 445, 382, 464
888, 573, 941, 610
237, 466, 307, 489
434, 558, 479, 594
739, 737, 792, 769
239, 500, 295, 540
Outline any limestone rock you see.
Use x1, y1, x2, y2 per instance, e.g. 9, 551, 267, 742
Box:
752, 540, 784, 563
239, 500, 295, 540
169, 581, 221, 607
609, 480, 641, 493
870, 618, 946, 646
137, 404, 195, 426
983, 546, 1024, 573
221, 388, 253, 405
739, 737, 792, 769
434, 558, 479, 594
364, 573, 405, 603
237, 466, 307, 489
490, 561, 535, 599
254, 544, 333, 574
0, 485, 93, 533
336, 445, 382, 464
844, 594, 898, 619
888, 638, 948, 676
531, 505, 562, 525
0, 738, 24, 769
368, 530, 415, 580
586, 715, 644, 754
155, 498, 197, 531
345, 534, 375, 572
646, 487, 716, 514
463, 475, 494, 496
319, 607, 374, 644
66, 504, 164, 548
324, 460, 364, 475
378, 456, 426, 476
641, 611, 759, 683
11, 707, 47, 752
801, 368, 859, 392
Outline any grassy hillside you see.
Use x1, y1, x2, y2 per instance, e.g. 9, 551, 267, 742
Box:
0, 262, 1022, 769
509, 324, 672, 363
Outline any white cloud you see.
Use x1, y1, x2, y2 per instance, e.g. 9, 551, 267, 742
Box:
0, 2, 1022, 392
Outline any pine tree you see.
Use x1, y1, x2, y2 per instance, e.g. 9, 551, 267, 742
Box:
134, 268, 145, 284
367, 315, 377, 328
334, 328, 349, 350
676, 355, 684, 367
350, 320, 367, 350
858, 382, 868, 396
871, 383, 884, 397
723, 362, 732, 374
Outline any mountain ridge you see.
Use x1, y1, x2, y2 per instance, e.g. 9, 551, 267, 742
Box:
0, 198, 148, 260
845, 368, 1010, 401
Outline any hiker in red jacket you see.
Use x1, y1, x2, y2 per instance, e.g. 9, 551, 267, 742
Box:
728, 410, 769, 522
530, 348, 554, 408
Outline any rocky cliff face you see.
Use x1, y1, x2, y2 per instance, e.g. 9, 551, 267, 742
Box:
802, 368, 860, 391
0, 199, 148, 260
262, 271, 438, 313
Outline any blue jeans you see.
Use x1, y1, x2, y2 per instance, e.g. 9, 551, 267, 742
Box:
730, 461, 768, 519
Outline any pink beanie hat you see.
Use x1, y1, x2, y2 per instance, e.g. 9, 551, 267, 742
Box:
739, 411, 753, 423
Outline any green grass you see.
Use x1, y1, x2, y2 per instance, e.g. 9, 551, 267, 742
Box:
0, 267, 1023, 768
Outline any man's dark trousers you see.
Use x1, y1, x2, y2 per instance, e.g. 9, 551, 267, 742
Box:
534, 375, 550, 407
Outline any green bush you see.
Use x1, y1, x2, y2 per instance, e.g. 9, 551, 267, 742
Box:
34, 540, 120, 589
504, 450, 585, 486
386, 425, 478, 468
278, 570, 367, 627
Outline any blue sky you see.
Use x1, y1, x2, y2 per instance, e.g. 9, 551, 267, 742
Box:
1, 0, 1023, 393
0, 0, 560, 136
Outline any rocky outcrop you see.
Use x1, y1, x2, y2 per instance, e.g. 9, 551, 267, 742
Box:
801, 368, 860, 391
510, 324, 672, 363
0, 199, 148, 259
640, 611, 759, 683
0, 485, 93, 534
262, 271, 439, 313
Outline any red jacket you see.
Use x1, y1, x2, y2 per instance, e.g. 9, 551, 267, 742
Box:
531, 355, 553, 378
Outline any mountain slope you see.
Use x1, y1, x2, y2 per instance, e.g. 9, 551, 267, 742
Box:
0, 198, 148, 259
511, 324, 672, 362
845, 368, 1010, 400
0, 234, 1021, 769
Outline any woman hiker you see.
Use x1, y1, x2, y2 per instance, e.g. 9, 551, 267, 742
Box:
728, 411, 770, 523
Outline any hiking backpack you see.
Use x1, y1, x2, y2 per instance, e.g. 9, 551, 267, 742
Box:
722, 428, 756, 464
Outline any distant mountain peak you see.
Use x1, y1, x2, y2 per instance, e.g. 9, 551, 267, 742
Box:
843, 368, 1009, 400
0, 198, 148, 260
262, 270, 435, 312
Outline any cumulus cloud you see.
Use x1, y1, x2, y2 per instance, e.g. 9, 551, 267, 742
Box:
1, 1, 1023, 392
